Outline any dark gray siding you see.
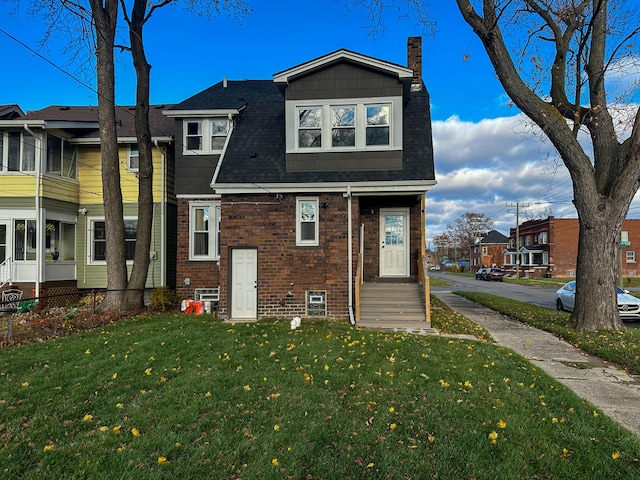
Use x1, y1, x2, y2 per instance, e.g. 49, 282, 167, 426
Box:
286, 150, 402, 172
173, 119, 218, 195
285, 62, 402, 101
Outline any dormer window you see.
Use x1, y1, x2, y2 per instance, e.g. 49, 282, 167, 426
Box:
183, 118, 229, 155
298, 107, 322, 148
366, 105, 390, 146
287, 98, 401, 152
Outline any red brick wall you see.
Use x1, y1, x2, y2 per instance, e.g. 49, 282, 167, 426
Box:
175, 198, 221, 299
360, 197, 422, 282
549, 218, 579, 277
218, 193, 360, 319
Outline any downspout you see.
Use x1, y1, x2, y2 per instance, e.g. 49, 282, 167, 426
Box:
154, 140, 167, 286
347, 186, 355, 325
25, 124, 40, 298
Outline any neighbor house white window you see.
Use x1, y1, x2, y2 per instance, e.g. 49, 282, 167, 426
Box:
626, 251, 636, 263
89, 218, 137, 263
127, 144, 139, 171
622, 231, 629, 243
0, 131, 36, 173
296, 197, 319, 246
288, 97, 401, 152
183, 118, 229, 154
46, 134, 77, 178
189, 202, 221, 260
14, 220, 36, 261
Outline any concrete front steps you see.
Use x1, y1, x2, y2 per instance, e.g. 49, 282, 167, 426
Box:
357, 282, 435, 334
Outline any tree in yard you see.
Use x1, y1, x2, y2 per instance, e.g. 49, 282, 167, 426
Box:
359, 0, 640, 330
28, 0, 248, 312
446, 212, 494, 255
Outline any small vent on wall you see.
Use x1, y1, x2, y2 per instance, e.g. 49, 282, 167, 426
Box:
306, 290, 326, 317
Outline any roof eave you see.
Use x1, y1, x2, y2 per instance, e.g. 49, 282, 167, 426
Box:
273, 50, 414, 84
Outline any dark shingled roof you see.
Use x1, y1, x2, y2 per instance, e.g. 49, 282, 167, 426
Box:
480, 230, 510, 244
170, 79, 435, 185
20, 105, 174, 140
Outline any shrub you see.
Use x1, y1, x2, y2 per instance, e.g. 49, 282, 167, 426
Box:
149, 286, 179, 312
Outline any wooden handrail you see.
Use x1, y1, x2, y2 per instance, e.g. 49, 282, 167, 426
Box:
418, 253, 431, 325
355, 252, 363, 321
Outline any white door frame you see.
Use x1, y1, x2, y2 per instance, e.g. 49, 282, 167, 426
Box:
230, 248, 258, 320
379, 208, 410, 277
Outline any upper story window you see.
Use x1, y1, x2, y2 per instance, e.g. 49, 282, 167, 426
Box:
46, 134, 77, 178
0, 131, 36, 172
627, 250, 636, 263
127, 144, 139, 172
287, 97, 401, 152
366, 105, 390, 146
183, 118, 229, 155
622, 231, 630, 243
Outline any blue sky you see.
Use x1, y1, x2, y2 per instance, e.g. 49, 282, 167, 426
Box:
2, 0, 634, 245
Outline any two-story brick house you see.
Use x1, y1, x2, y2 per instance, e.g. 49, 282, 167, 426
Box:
167, 38, 436, 320
469, 229, 509, 271
503, 216, 640, 279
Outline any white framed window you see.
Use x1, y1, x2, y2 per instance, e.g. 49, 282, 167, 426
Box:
287, 97, 401, 152
189, 201, 221, 261
365, 105, 390, 146
331, 106, 355, 147
127, 144, 139, 172
298, 107, 322, 148
626, 250, 636, 263
14, 220, 37, 261
183, 118, 229, 155
45, 134, 77, 178
88, 218, 137, 264
622, 231, 629, 243
0, 131, 36, 173
296, 197, 319, 246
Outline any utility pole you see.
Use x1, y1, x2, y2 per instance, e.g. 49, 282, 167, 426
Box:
506, 202, 529, 278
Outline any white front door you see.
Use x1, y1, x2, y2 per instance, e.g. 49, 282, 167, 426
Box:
380, 209, 409, 277
231, 248, 258, 319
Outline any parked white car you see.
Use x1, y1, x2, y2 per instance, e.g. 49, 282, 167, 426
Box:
555, 280, 640, 321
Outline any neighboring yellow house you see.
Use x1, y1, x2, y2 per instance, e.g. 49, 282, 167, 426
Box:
0, 105, 175, 303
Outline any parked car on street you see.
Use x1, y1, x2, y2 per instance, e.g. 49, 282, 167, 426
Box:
484, 268, 505, 281
555, 280, 640, 320
475, 268, 489, 280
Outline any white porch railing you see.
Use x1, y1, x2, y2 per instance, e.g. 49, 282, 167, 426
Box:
0, 257, 11, 289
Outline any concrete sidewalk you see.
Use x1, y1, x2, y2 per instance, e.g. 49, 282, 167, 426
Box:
432, 289, 640, 437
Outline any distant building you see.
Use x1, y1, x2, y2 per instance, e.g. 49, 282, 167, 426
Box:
503, 216, 640, 278
469, 229, 510, 271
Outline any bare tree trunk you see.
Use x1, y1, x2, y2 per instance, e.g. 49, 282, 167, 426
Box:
571, 205, 625, 330
88, 0, 128, 312
123, 0, 153, 312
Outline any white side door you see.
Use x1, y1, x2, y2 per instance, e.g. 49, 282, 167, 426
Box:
379, 208, 409, 277
231, 248, 258, 319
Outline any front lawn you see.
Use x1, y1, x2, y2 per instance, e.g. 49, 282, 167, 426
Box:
1, 313, 639, 479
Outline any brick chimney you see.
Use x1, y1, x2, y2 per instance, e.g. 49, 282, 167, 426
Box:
407, 36, 423, 90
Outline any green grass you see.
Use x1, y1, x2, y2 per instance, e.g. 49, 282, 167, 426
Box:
456, 291, 640, 376
1, 313, 640, 479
